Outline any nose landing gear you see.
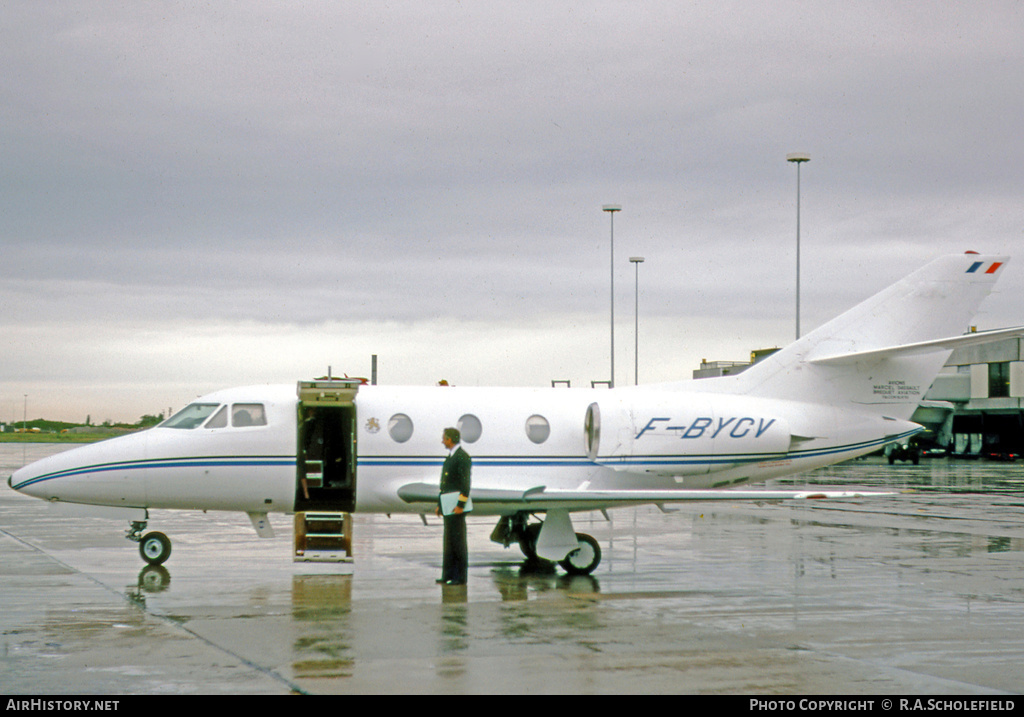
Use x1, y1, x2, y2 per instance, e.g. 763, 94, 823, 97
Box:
127, 519, 173, 565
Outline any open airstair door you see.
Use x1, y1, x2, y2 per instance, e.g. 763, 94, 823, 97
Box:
295, 380, 360, 513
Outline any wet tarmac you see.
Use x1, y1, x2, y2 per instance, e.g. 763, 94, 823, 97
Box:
2, 443, 1024, 695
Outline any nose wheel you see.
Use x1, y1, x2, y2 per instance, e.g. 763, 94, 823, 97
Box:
139, 532, 172, 565
127, 520, 172, 565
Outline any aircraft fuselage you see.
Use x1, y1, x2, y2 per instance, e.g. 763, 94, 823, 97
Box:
10, 382, 913, 517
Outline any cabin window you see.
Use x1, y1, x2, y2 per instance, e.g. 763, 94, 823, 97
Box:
585, 403, 600, 459
388, 413, 414, 443
525, 414, 550, 444
205, 406, 228, 429
232, 403, 267, 427
457, 414, 482, 443
163, 403, 221, 429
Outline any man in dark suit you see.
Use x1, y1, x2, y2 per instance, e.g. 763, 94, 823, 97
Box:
437, 427, 471, 585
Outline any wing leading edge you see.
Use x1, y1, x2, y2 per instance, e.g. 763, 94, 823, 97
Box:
396, 482, 894, 514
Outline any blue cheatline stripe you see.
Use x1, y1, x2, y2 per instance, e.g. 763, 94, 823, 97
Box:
357, 456, 594, 468
12, 455, 296, 490
618, 429, 921, 469
358, 429, 921, 471
966, 261, 983, 273
15, 428, 918, 491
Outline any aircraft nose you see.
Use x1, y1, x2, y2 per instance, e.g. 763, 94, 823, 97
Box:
9, 432, 152, 506
9, 463, 40, 497
9, 450, 79, 500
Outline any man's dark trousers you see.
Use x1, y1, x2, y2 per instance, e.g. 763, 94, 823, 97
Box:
441, 513, 468, 584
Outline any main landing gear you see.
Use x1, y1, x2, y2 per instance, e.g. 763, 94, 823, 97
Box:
490, 511, 602, 575
127, 519, 172, 566
559, 533, 602, 575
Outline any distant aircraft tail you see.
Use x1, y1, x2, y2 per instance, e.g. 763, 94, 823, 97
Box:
728, 252, 1018, 420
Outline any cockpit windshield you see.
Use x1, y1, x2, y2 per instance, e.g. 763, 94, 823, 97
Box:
160, 402, 269, 430
162, 403, 221, 429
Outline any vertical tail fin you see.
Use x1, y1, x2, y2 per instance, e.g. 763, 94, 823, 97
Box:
733, 253, 1012, 419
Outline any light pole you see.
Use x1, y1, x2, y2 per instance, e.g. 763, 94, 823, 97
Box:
603, 205, 621, 388
786, 152, 810, 340
630, 256, 644, 385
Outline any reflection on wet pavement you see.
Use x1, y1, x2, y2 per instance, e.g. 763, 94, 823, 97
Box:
3, 445, 1024, 694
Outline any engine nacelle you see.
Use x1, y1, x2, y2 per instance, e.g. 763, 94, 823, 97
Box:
586, 393, 793, 476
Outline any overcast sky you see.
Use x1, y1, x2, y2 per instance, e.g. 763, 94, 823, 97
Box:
3, 1, 1024, 423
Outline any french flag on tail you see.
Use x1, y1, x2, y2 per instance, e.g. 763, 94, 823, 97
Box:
966, 260, 1003, 274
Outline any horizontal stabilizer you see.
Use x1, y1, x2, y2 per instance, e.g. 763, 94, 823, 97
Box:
809, 325, 1024, 366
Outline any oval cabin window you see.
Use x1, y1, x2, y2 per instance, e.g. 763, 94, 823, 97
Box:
525, 414, 550, 444
585, 403, 600, 459
388, 413, 414, 443
457, 414, 482, 443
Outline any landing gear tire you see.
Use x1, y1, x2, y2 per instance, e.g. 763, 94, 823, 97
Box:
559, 533, 601, 575
139, 531, 172, 565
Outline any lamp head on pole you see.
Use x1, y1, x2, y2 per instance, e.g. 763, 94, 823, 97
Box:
602, 204, 622, 213
629, 256, 644, 264
786, 152, 810, 164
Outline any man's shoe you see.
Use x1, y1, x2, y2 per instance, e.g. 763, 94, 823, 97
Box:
444, 580, 466, 586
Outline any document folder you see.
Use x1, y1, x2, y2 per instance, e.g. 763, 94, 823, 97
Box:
440, 491, 473, 516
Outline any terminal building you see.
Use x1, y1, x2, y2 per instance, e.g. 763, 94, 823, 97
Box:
695, 338, 1024, 458
928, 337, 1024, 456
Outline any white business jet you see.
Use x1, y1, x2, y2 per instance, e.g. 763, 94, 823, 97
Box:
9, 252, 1024, 574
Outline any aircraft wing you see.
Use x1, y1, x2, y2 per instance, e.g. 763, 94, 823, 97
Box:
809, 325, 1024, 365
396, 482, 893, 513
